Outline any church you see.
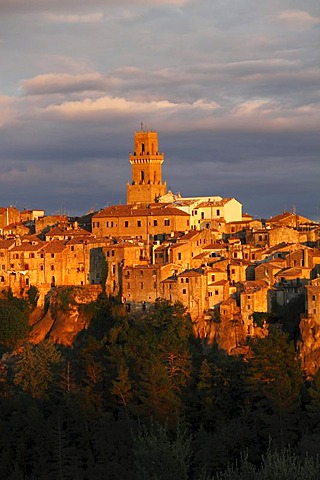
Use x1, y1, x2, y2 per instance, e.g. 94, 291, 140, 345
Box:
92, 126, 242, 240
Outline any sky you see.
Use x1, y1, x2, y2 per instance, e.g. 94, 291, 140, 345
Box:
0, 0, 319, 220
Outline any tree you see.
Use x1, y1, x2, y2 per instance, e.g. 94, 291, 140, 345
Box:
246, 327, 304, 448
107, 299, 193, 421
133, 421, 192, 480
0, 301, 30, 350
14, 340, 62, 398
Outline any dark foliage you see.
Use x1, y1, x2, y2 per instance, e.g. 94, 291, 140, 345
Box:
0, 296, 319, 478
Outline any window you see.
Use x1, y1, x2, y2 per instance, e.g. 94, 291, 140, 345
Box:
181, 278, 184, 283
125, 221, 129, 228
182, 289, 186, 294
247, 305, 251, 310
40, 265, 44, 271
209, 292, 212, 297
215, 290, 219, 295
164, 219, 170, 226
140, 270, 143, 276
111, 250, 115, 256
140, 282, 144, 289
111, 221, 114, 227
178, 253, 182, 260
211, 274, 215, 281
153, 220, 158, 226
137, 220, 141, 227
51, 253, 55, 258
24, 264, 29, 270
201, 212, 204, 219
234, 252, 238, 258
30, 253, 35, 259
51, 265, 54, 271
186, 278, 189, 283
231, 269, 235, 274
71, 246, 74, 252
216, 209, 220, 216
112, 265, 116, 274
312, 295, 316, 301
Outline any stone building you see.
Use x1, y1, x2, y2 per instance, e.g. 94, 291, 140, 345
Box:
91, 204, 190, 241
127, 128, 166, 205
0, 206, 20, 234
162, 269, 206, 320
170, 196, 242, 229
238, 280, 269, 334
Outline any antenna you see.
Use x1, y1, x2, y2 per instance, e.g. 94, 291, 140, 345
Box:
140, 121, 144, 131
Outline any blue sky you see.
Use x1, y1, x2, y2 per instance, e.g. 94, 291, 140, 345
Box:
0, 0, 319, 219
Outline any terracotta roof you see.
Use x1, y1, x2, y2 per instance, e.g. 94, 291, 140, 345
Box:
179, 231, 199, 240
46, 225, 91, 236
197, 198, 232, 207
242, 280, 269, 293
42, 240, 68, 253
93, 204, 189, 218
4, 222, 28, 230
178, 270, 203, 277
275, 267, 304, 278
0, 239, 16, 249
193, 252, 209, 260
11, 242, 43, 252
221, 297, 237, 306
210, 280, 228, 286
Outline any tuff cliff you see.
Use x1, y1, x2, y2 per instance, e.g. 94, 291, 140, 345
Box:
298, 316, 320, 377
29, 285, 102, 346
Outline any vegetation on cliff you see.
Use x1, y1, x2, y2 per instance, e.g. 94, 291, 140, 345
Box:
1, 292, 320, 478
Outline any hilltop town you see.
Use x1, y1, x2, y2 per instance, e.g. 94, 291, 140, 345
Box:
1, 128, 320, 365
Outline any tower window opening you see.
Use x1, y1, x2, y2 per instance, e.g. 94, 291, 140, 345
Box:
141, 170, 145, 183
141, 143, 145, 154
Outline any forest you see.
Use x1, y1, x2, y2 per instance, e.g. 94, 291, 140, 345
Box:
1, 290, 320, 479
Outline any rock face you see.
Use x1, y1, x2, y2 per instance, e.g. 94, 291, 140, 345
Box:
29, 285, 102, 346
298, 316, 320, 377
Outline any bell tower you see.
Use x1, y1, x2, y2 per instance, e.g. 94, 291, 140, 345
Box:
127, 127, 167, 205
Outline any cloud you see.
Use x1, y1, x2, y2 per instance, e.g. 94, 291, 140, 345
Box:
276, 10, 320, 28
0, 0, 188, 14
0, 96, 17, 127
20, 73, 110, 95
231, 99, 277, 116
43, 12, 104, 23
43, 96, 220, 118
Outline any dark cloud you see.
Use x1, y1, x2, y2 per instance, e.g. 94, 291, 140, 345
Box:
0, 0, 319, 220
